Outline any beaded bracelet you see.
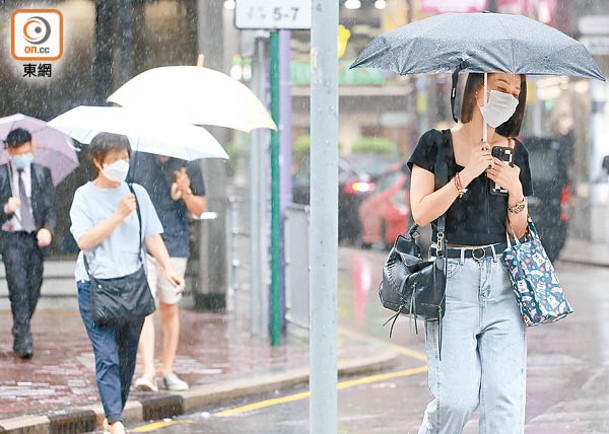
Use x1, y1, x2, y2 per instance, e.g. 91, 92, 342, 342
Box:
508, 197, 526, 214
453, 172, 468, 198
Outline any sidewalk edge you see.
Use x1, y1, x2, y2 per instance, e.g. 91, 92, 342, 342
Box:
0, 349, 398, 434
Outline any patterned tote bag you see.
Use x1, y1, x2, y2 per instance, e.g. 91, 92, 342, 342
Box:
502, 216, 573, 326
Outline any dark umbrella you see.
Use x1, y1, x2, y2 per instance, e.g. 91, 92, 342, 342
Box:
351, 12, 605, 130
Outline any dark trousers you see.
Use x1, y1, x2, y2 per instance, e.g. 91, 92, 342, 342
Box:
77, 280, 144, 423
1, 231, 43, 352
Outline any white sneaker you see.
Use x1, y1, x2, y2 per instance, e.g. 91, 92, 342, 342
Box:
102, 419, 125, 434
135, 375, 158, 392
102, 418, 111, 434
162, 373, 189, 391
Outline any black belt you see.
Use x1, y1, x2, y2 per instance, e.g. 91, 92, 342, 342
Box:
430, 242, 508, 260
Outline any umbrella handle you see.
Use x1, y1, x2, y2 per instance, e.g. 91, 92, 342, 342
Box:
482, 72, 488, 144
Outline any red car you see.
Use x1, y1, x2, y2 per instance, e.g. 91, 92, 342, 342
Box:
358, 163, 409, 249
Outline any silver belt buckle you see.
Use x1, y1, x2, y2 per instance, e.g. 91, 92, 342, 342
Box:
471, 247, 486, 261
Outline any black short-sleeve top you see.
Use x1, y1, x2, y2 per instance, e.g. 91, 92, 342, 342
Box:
407, 129, 534, 246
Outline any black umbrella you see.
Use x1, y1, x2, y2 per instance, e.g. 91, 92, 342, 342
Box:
351, 12, 605, 129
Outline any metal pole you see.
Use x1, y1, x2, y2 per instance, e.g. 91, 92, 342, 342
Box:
310, 0, 338, 432
279, 30, 293, 330
250, 36, 268, 337
270, 30, 282, 346
250, 38, 266, 336
196, 0, 228, 311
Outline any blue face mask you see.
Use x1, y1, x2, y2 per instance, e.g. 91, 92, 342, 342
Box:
12, 154, 34, 170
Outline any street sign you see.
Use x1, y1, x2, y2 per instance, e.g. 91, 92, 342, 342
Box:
235, 0, 311, 30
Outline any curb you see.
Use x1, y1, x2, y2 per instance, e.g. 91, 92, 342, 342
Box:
0, 349, 398, 434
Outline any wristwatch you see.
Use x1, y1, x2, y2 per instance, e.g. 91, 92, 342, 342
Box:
508, 197, 526, 214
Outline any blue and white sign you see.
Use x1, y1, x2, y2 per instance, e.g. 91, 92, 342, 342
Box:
235, 0, 311, 30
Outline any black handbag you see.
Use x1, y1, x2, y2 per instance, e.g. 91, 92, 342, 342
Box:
379, 132, 449, 352
84, 184, 156, 327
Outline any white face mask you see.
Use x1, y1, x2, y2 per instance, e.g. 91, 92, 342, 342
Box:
478, 89, 520, 128
102, 160, 130, 183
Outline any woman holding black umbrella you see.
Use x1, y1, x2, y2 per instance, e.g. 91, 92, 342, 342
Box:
407, 72, 532, 434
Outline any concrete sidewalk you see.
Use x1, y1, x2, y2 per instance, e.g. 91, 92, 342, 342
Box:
559, 237, 609, 267
0, 307, 397, 433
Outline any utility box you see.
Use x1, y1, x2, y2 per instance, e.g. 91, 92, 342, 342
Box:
285, 204, 310, 329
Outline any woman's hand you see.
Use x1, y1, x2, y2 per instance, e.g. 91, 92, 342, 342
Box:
462, 142, 494, 183
116, 193, 137, 219
487, 158, 523, 198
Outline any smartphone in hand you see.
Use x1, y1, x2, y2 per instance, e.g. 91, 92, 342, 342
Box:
489, 146, 513, 195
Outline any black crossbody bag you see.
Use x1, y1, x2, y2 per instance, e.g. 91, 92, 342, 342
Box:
379, 132, 449, 354
84, 184, 156, 327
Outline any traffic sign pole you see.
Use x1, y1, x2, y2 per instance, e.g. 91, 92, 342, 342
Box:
270, 30, 282, 346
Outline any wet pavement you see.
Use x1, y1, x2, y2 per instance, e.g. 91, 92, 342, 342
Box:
0, 306, 387, 420
117, 247, 609, 433
1, 238, 608, 433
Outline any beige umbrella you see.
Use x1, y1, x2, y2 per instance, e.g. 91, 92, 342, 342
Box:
107, 65, 277, 133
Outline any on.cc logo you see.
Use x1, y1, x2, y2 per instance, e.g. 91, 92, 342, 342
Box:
11, 9, 63, 61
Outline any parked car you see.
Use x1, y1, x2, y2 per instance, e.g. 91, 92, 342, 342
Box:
292, 157, 375, 243
358, 163, 409, 249
522, 136, 572, 261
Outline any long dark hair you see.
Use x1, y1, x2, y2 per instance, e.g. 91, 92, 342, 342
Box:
460, 73, 527, 138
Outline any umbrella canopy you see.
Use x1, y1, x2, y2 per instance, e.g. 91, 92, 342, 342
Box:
48, 106, 229, 161
107, 66, 278, 133
0, 113, 78, 185
352, 11, 604, 138
351, 12, 605, 81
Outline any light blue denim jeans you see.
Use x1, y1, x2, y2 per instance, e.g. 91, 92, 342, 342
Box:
418, 253, 527, 434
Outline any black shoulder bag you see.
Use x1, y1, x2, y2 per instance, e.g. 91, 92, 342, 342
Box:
379, 133, 449, 355
84, 184, 156, 327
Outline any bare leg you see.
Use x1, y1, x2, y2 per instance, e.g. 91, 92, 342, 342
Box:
159, 302, 179, 377
138, 315, 156, 379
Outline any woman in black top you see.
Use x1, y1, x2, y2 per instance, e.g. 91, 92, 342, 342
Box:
408, 73, 532, 434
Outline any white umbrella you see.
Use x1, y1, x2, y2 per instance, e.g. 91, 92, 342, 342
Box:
0, 113, 78, 185
48, 106, 229, 161
107, 66, 277, 133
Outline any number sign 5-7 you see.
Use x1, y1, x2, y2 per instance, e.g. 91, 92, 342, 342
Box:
235, 0, 312, 30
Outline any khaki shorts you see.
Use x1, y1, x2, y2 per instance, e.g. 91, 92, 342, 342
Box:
146, 255, 187, 305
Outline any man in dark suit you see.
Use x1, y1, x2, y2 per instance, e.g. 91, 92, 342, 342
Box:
0, 128, 56, 359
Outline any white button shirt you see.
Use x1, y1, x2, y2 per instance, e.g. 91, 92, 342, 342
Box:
2, 162, 32, 232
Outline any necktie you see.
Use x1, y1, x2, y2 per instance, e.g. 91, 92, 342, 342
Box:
17, 169, 35, 233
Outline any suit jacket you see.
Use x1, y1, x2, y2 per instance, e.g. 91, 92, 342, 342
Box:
0, 163, 57, 234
